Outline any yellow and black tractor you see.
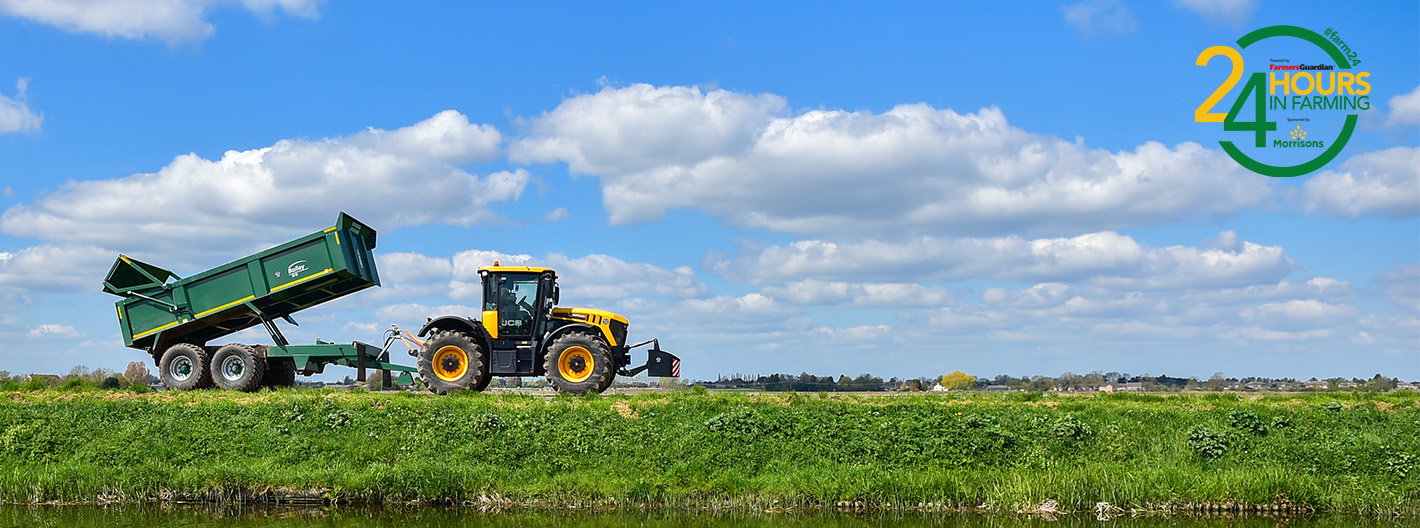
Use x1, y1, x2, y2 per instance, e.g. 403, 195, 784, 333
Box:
413, 262, 680, 394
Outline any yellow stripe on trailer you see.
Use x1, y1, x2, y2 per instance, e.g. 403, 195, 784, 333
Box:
270, 268, 334, 293
133, 319, 186, 339
195, 295, 256, 318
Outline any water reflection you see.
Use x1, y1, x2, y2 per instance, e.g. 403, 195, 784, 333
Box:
0, 505, 1410, 528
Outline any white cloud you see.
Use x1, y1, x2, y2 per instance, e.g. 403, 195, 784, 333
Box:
1302, 146, 1419, 218
1377, 264, 1419, 314
1063, 0, 1137, 37
513, 84, 1267, 237
0, 0, 319, 43
1385, 84, 1420, 128
1241, 299, 1357, 331
714, 231, 1293, 290
1, 110, 521, 263
544, 207, 570, 222
1171, 0, 1257, 26
0, 244, 112, 293
375, 252, 453, 285
449, 249, 707, 302
27, 323, 79, 338
374, 303, 482, 325
0, 78, 41, 134
763, 279, 953, 308
512, 84, 787, 175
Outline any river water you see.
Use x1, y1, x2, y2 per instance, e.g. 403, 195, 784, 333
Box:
0, 506, 1412, 528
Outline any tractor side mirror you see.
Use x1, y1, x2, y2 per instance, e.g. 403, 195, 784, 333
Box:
552, 285, 560, 305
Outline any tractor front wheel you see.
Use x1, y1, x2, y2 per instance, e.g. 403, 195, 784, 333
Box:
543, 332, 611, 395
417, 331, 487, 394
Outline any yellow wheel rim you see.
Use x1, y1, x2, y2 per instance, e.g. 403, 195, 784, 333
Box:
432, 345, 468, 382
557, 346, 594, 384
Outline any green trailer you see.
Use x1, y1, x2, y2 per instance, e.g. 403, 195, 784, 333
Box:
103, 212, 415, 391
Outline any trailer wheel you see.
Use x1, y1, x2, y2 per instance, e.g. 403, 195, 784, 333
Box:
159, 343, 212, 390
544, 332, 611, 395
417, 331, 487, 394
261, 359, 298, 388
212, 343, 267, 392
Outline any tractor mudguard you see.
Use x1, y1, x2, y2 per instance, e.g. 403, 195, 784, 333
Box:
418, 315, 485, 339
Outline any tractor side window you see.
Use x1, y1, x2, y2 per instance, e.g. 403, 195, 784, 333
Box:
498, 275, 539, 337
483, 276, 497, 311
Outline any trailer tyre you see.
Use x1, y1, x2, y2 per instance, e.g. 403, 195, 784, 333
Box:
261, 358, 297, 388
417, 331, 487, 394
544, 332, 611, 395
212, 343, 267, 392
159, 343, 213, 390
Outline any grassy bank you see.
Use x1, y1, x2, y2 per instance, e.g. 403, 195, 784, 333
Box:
0, 389, 1416, 513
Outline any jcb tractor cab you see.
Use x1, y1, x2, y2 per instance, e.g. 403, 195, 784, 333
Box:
413, 262, 680, 394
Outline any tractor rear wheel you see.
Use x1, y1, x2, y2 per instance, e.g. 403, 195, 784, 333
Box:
159, 343, 212, 390
544, 332, 611, 395
212, 343, 266, 392
417, 331, 487, 394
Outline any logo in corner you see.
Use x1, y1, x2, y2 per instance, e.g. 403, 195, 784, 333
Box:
1194, 26, 1372, 177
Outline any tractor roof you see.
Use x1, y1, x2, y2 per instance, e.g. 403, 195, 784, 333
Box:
480, 265, 556, 275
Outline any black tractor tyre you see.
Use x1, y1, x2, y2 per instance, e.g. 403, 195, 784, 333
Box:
595, 368, 617, 393
543, 332, 612, 395
211, 343, 267, 392
159, 343, 213, 390
261, 358, 298, 388
472, 372, 492, 392
417, 331, 487, 394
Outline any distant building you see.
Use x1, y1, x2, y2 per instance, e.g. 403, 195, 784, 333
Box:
1396, 382, 1417, 391
23, 374, 62, 387
1304, 380, 1328, 389
1101, 382, 1143, 393
985, 385, 1011, 391
1338, 381, 1358, 389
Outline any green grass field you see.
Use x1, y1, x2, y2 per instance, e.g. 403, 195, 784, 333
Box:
1, 387, 1415, 513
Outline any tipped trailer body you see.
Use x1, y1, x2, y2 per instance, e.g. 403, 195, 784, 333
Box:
103, 212, 679, 394
104, 213, 414, 390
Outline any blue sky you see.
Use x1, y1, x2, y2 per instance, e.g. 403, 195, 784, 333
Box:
0, 0, 1416, 382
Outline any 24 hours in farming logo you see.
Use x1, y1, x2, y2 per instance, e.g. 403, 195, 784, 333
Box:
1194, 25, 1372, 177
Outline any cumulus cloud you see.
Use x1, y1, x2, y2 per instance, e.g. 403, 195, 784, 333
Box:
447, 249, 708, 303
763, 279, 953, 308
1302, 146, 1419, 218
0, 78, 42, 134
375, 252, 454, 285
0, 0, 319, 43
0, 244, 112, 293
513, 84, 1267, 237
714, 231, 1293, 290
1377, 264, 1419, 314
1062, 0, 1137, 37
1, 110, 522, 263
27, 323, 79, 338
1385, 84, 1420, 128
1171, 0, 1257, 26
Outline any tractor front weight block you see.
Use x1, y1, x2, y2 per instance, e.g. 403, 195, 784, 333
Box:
619, 338, 681, 378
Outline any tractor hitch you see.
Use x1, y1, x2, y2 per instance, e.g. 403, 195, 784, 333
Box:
619, 338, 681, 378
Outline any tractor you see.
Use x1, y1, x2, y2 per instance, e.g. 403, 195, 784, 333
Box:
413, 262, 680, 395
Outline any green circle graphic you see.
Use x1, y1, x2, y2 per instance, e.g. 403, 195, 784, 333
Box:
1223, 25, 1357, 178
